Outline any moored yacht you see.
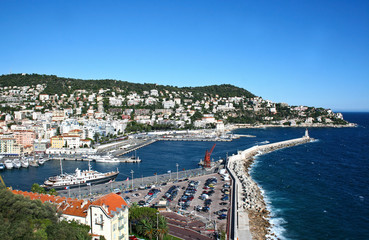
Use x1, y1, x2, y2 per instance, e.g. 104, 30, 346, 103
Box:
95, 154, 120, 163
41, 160, 119, 190
38, 158, 45, 165
4, 160, 13, 169
29, 160, 39, 167
12, 159, 21, 169
0, 163, 5, 170
21, 158, 29, 168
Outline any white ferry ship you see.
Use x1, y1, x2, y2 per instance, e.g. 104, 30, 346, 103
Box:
41, 161, 119, 190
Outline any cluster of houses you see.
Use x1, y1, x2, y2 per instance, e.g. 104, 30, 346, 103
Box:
0, 81, 348, 156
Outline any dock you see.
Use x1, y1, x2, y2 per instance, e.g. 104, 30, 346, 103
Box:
114, 139, 157, 157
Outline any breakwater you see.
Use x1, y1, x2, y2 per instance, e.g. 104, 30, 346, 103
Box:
115, 139, 157, 156
227, 134, 313, 240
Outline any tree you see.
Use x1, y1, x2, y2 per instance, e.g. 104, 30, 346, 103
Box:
136, 219, 155, 240
0, 187, 91, 239
31, 183, 46, 194
129, 206, 168, 240
48, 188, 57, 196
56, 127, 61, 136
93, 132, 100, 142
190, 110, 203, 122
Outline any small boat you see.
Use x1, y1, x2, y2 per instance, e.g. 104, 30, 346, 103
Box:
0, 163, 5, 170
95, 154, 120, 163
121, 150, 141, 163
38, 159, 45, 165
29, 161, 39, 167
12, 159, 21, 169
21, 159, 29, 168
4, 160, 13, 169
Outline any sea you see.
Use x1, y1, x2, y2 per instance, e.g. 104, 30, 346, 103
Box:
1, 112, 368, 239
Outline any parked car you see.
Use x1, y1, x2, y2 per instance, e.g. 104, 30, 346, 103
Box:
202, 206, 210, 212
218, 214, 227, 220
195, 205, 202, 211
221, 196, 229, 201
113, 188, 121, 194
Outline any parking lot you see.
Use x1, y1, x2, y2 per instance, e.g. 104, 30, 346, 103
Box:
120, 172, 231, 234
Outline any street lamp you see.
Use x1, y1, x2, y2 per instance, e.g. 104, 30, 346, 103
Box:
131, 170, 134, 190
156, 212, 159, 240
176, 163, 179, 180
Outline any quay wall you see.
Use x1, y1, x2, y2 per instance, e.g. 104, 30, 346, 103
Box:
227, 136, 313, 240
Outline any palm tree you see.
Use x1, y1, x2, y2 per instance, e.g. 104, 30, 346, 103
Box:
156, 215, 168, 240
136, 219, 155, 240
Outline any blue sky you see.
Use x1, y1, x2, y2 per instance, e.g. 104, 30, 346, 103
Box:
0, 1, 368, 111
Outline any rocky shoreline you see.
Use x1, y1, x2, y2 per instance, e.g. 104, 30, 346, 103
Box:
230, 152, 271, 239
228, 136, 313, 239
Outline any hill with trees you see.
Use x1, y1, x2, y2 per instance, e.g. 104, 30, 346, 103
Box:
0, 73, 255, 98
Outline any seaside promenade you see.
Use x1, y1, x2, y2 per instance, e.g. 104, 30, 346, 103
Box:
226, 131, 313, 239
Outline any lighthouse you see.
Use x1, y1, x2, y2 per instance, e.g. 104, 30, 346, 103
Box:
304, 129, 309, 138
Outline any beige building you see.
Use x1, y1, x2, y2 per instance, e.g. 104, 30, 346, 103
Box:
52, 110, 65, 121
0, 137, 21, 156
50, 136, 64, 148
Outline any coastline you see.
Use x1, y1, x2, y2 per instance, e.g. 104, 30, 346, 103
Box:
225, 122, 356, 132
227, 136, 313, 239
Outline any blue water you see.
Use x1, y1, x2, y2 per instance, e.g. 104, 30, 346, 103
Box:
1, 113, 368, 239
251, 113, 369, 240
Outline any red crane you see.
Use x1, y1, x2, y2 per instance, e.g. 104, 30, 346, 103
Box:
204, 143, 216, 168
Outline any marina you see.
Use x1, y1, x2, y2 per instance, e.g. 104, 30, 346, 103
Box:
2, 117, 368, 239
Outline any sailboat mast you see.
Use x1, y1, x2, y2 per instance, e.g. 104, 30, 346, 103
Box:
60, 158, 63, 175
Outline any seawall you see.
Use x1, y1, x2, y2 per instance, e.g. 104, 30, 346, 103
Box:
227, 135, 313, 240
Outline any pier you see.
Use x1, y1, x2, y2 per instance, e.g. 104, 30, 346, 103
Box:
227, 132, 313, 240
114, 138, 157, 156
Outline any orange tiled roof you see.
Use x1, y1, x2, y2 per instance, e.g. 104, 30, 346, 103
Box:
91, 193, 128, 217
12, 191, 128, 218
62, 134, 80, 138
69, 129, 82, 132
11, 190, 89, 218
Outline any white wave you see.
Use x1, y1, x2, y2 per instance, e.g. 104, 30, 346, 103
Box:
267, 217, 287, 240
257, 186, 289, 240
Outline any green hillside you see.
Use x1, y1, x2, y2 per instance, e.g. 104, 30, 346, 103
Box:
0, 73, 255, 98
